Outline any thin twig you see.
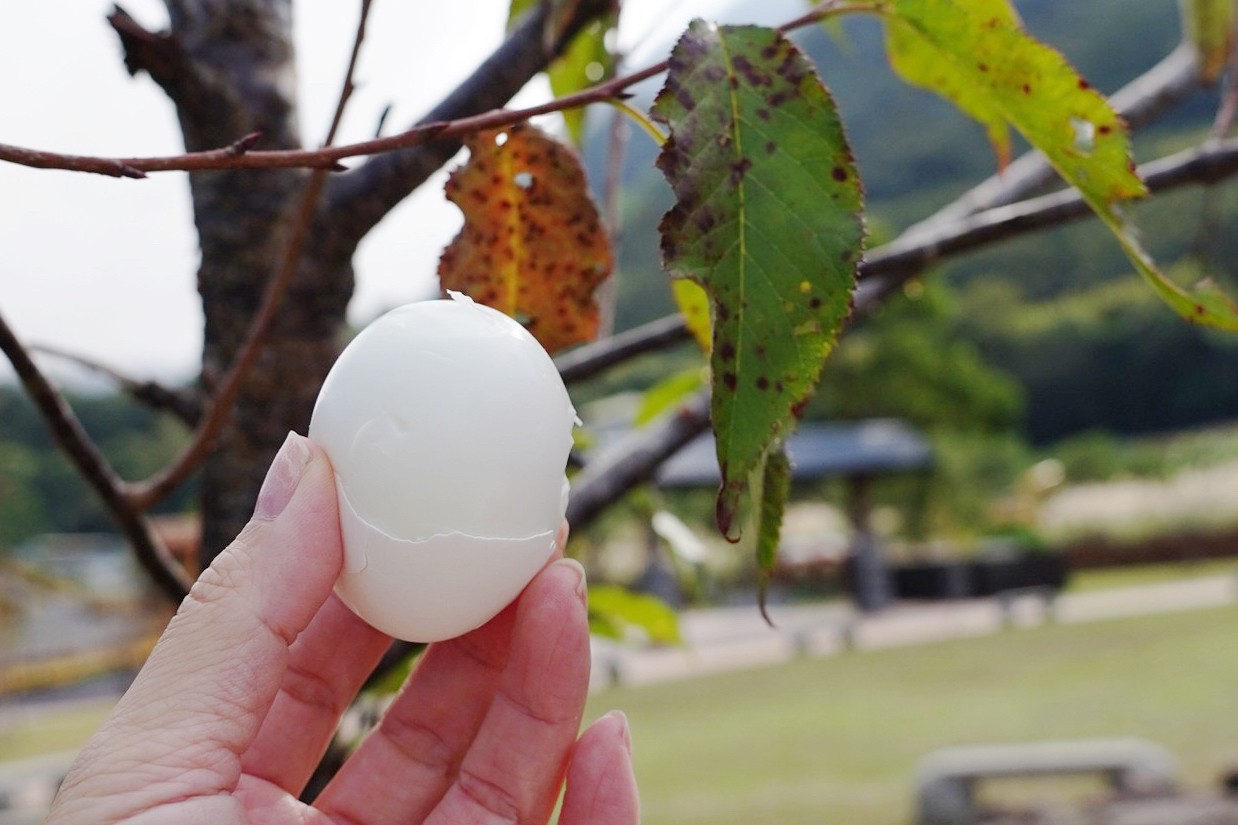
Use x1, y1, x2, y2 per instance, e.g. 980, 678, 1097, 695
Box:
0, 0, 869, 180
0, 313, 193, 600
129, 0, 376, 508
28, 344, 200, 426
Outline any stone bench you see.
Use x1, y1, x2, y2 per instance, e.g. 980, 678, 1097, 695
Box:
915, 738, 1179, 825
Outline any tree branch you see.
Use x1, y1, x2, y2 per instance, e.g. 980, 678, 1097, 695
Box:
0, 313, 192, 601
109, 6, 187, 85
556, 313, 693, 384
321, 0, 615, 246
108, 4, 259, 151
856, 136, 1238, 306
902, 43, 1203, 239
28, 344, 201, 426
566, 390, 711, 530
129, 0, 376, 509
0, 0, 864, 185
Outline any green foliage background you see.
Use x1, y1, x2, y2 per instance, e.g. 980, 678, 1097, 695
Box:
0, 389, 192, 550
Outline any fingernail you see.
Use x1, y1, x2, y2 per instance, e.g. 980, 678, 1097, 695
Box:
253, 432, 313, 521
608, 710, 632, 754
553, 557, 588, 603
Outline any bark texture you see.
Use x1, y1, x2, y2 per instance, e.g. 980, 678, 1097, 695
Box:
114, 0, 607, 564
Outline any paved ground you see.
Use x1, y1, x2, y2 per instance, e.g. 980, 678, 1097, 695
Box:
589, 572, 1238, 690
3, 572, 1236, 822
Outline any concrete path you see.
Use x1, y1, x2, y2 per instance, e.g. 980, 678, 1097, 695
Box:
589, 572, 1238, 690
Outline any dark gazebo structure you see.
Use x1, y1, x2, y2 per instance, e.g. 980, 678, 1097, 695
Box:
655, 419, 933, 611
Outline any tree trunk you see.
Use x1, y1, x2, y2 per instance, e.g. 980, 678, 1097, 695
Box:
115, 0, 608, 567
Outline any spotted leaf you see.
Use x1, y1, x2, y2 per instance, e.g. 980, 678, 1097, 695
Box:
756, 445, 791, 624
884, 0, 1238, 330
652, 21, 865, 539
1181, 0, 1235, 82
438, 123, 613, 353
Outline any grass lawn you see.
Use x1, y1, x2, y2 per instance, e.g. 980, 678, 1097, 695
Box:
0, 699, 113, 762
584, 605, 1238, 825
1066, 558, 1238, 593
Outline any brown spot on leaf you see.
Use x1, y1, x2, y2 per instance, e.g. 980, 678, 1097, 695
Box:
730, 158, 753, 185
731, 54, 771, 87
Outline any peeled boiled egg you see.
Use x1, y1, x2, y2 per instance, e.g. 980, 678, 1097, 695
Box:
308, 292, 576, 642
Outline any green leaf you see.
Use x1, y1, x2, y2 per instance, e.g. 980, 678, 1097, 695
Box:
588, 584, 682, 644
1099, 213, 1238, 331
882, 0, 1238, 330
1181, 0, 1235, 82
634, 366, 706, 427
507, 1, 616, 142
884, 0, 1020, 168
652, 21, 865, 539
756, 446, 791, 625
884, 0, 1143, 194
550, 19, 615, 143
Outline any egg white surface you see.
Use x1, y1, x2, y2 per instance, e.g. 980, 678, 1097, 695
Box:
309, 293, 576, 642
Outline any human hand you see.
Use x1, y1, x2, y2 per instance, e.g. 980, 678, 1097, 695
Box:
47, 432, 638, 825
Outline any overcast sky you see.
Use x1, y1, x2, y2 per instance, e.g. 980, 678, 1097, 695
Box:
0, 0, 800, 390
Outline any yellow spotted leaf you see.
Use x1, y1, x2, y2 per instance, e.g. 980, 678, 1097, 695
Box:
672, 279, 712, 352
882, 0, 1238, 330
1182, 0, 1235, 82
438, 123, 613, 353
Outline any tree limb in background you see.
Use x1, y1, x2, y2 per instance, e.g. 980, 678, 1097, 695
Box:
128, 0, 376, 510
323, 0, 612, 247
108, 5, 286, 154
0, 313, 193, 600
903, 43, 1202, 239
28, 344, 202, 426
857, 137, 1238, 307
556, 313, 693, 385
566, 391, 711, 530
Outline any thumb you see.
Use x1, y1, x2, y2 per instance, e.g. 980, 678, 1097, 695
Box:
53, 432, 343, 818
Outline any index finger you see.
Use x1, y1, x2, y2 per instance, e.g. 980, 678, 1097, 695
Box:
52, 433, 342, 819
425, 558, 592, 825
